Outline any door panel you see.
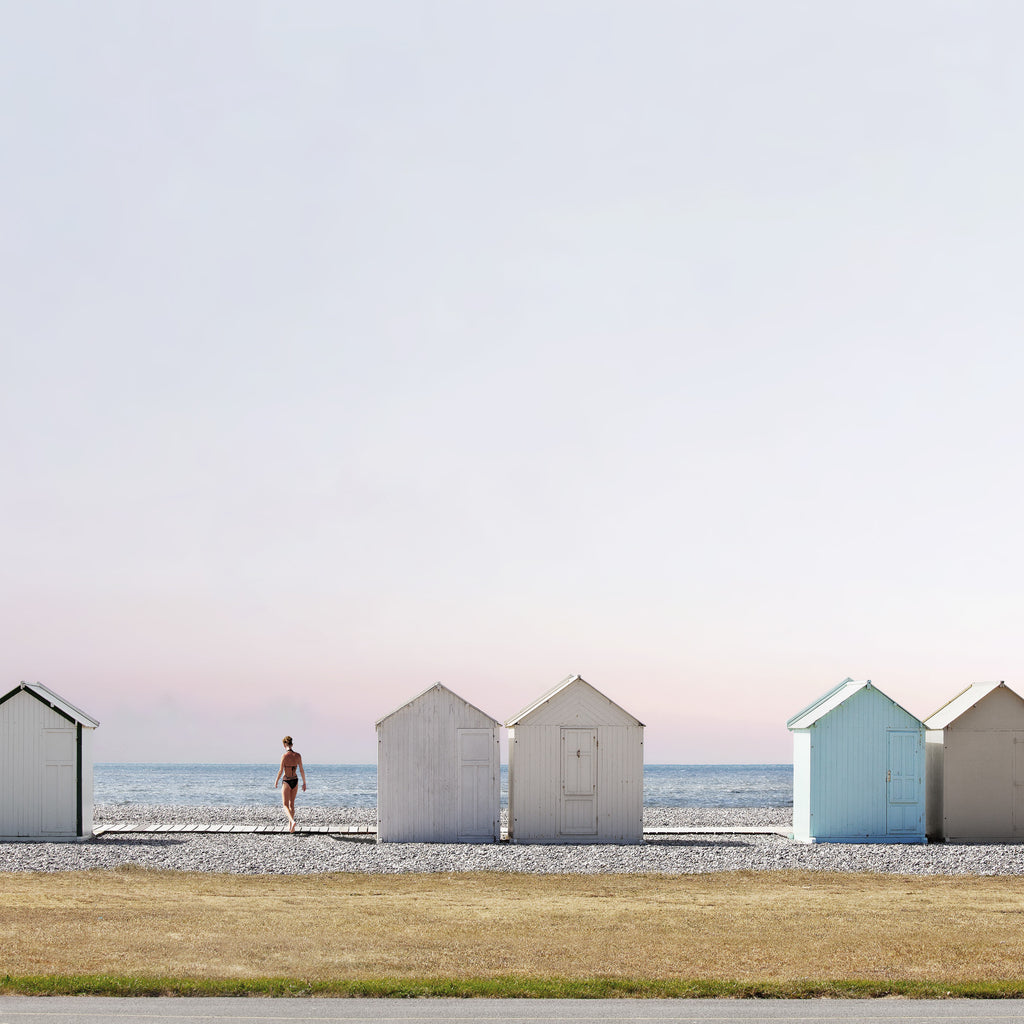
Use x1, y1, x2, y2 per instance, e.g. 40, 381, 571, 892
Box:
457, 729, 494, 840
45, 729, 74, 762
887, 730, 921, 835
561, 728, 597, 835
42, 764, 74, 832
42, 728, 75, 836
1014, 735, 1024, 836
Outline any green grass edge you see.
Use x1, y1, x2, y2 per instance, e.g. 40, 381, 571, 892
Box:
3, 975, 1024, 999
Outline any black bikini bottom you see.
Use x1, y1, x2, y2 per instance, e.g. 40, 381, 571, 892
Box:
284, 778, 298, 789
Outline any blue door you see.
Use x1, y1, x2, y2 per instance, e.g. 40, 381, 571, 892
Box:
886, 730, 921, 836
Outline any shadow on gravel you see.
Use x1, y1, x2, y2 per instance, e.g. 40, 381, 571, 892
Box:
327, 834, 376, 844
644, 838, 752, 848
91, 838, 187, 848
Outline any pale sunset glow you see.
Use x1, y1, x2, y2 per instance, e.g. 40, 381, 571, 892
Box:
4, 3, 1023, 765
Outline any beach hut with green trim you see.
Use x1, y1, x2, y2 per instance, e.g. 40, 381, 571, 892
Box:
787, 678, 926, 844
0, 682, 100, 841
924, 681, 1024, 842
376, 682, 501, 843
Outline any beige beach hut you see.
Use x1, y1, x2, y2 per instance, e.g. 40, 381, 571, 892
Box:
506, 674, 644, 844
924, 681, 1024, 842
376, 682, 501, 843
0, 682, 99, 841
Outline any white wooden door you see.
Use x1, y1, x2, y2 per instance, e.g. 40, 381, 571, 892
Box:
886, 730, 920, 835
42, 728, 75, 834
1014, 734, 1024, 836
457, 729, 494, 841
561, 728, 597, 835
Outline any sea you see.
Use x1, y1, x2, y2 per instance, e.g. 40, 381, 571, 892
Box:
94, 764, 793, 810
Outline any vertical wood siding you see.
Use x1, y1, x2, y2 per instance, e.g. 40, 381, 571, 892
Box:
801, 686, 925, 842
791, 731, 811, 842
509, 724, 560, 841
80, 728, 94, 837
595, 723, 643, 843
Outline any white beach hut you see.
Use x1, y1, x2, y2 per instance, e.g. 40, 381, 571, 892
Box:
924, 681, 1024, 842
0, 682, 100, 841
376, 682, 501, 843
787, 678, 926, 844
506, 674, 643, 844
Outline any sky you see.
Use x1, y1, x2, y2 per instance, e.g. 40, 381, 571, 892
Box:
4, 2, 1024, 766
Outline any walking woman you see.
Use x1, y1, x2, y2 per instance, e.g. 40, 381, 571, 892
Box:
274, 735, 306, 832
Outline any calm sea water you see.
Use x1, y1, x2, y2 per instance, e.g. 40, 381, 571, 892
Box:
95, 763, 792, 809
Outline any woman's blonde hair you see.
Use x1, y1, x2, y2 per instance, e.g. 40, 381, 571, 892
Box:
282, 736, 293, 747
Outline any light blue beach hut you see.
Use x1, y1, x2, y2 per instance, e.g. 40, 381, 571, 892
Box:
787, 678, 926, 844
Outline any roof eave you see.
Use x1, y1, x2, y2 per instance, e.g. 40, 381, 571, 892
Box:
0, 682, 100, 727
786, 677, 859, 730
506, 674, 644, 728
376, 681, 500, 728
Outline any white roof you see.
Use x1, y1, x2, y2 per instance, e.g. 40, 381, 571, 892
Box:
375, 681, 499, 727
505, 673, 644, 727
1, 682, 100, 727
788, 677, 923, 730
787, 677, 870, 730
923, 681, 1016, 730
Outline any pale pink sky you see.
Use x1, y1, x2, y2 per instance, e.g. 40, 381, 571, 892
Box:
4, 2, 1024, 764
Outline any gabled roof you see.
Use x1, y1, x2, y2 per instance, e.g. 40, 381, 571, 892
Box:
375, 681, 499, 727
787, 677, 922, 730
0, 682, 99, 727
505, 673, 644, 727
923, 681, 1020, 730
787, 678, 867, 730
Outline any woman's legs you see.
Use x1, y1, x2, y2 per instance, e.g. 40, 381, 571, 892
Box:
282, 780, 296, 831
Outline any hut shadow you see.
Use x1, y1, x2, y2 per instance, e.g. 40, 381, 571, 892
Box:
643, 837, 752, 848
327, 834, 377, 844
92, 837, 186, 848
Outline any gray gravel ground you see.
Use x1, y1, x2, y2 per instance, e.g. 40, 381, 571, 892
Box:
1, 805, 1022, 875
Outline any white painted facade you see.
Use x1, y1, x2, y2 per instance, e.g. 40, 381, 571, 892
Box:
506, 675, 643, 844
0, 682, 99, 840
788, 678, 926, 844
376, 682, 500, 843
924, 681, 1024, 842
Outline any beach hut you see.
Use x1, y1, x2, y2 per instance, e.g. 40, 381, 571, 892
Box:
0, 681, 100, 841
506, 674, 643, 844
376, 682, 501, 843
924, 681, 1024, 842
787, 678, 926, 844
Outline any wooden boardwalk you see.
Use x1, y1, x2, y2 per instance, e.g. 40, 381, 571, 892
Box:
93, 823, 376, 836
94, 823, 792, 838
646, 825, 792, 838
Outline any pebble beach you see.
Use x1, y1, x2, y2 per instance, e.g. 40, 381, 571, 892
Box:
2, 805, 1024, 875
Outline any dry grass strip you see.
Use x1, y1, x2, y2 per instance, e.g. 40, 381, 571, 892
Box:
2, 868, 1023, 984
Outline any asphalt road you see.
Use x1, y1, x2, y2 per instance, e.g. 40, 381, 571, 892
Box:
1, 999, 1024, 1024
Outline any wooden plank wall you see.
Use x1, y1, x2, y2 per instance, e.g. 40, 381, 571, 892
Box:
0, 690, 80, 838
